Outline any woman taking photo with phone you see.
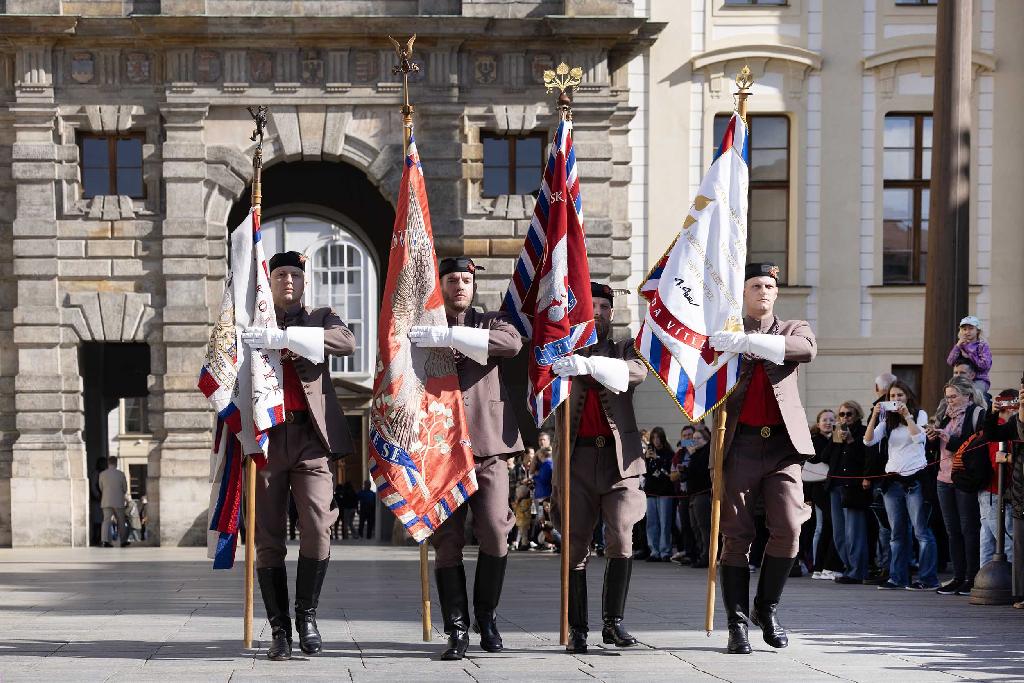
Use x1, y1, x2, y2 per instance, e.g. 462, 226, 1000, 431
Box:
863, 380, 937, 590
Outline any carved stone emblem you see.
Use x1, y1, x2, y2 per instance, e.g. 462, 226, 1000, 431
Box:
71, 52, 94, 84
352, 51, 379, 83
530, 54, 553, 84
474, 55, 497, 85
196, 50, 221, 83
301, 50, 323, 84
125, 52, 150, 84
249, 51, 273, 83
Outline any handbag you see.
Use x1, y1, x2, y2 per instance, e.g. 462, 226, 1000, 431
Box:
951, 432, 992, 493
801, 461, 829, 483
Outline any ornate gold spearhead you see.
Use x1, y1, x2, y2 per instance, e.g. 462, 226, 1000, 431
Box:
735, 65, 753, 92
543, 62, 584, 96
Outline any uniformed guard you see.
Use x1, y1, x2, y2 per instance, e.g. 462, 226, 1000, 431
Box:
408, 256, 523, 661
550, 282, 648, 654
240, 250, 357, 661
707, 262, 817, 654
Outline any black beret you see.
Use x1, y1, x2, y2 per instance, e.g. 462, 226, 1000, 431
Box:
744, 262, 780, 283
269, 251, 306, 273
439, 256, 485, 278
591, 281, 614, 303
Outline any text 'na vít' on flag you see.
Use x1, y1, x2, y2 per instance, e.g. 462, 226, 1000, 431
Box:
634, 112, 749, 423
501, 117, 596, 428
197, 208, 285, 569
369, 130, 477, 543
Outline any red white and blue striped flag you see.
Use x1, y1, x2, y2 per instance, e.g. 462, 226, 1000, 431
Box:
635, 112, 749, 422
502, 117, 596, 427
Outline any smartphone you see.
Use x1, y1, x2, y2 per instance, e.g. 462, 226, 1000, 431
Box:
679, 439, 696, 448
880, 400, 901, 412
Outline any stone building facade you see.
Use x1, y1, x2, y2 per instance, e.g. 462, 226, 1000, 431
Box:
0, 0, 660, 547
634, 0, 1024, 432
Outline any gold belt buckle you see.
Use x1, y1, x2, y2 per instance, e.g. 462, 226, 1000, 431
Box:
760, 426, 771, 439
285, 411, 295, 424
595, 435, 607, 448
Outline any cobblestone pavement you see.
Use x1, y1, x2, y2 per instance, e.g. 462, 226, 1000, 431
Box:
0, 543, 1021, 682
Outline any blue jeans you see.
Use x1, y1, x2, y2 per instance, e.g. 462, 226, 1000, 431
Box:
813, 504, 825, 566
872, 484, 892, 571
882, 479, 938, 587
830, 486, 868, 580
936, 481, 981, 582
646, 496, 674, 558
979, 492, 1013, 565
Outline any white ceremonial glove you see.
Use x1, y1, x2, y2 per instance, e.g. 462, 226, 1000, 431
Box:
241, 327, 287, 350
552, 354, 592, 378
241, 327, 325, 364
449, 327, 490, 365
408, 325, 453, 348
708, 331, 785, 365
587, 356, 629, 394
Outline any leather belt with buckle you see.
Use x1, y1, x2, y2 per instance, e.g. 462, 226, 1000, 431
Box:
284, 410, 309, 425
577, 435, 611, 448
738, 424, 784, 438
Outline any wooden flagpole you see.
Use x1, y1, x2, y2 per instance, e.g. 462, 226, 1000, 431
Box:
704, 67, 752, 635
389, 35, 432, 643
543, 64, 582, 648
243, 104, 268, 649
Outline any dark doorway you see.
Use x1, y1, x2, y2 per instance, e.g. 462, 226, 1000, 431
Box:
81, 342, 150, 546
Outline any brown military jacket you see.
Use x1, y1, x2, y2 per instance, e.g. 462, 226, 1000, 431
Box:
722, 315, 817, 459
563, 337, 649, 479
279, 305, 356, 457
449, 306, 525, 459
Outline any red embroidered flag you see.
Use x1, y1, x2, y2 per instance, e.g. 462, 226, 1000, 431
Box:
369, 130, 477, 542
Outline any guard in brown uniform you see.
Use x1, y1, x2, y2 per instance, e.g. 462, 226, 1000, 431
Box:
550, 282, 648, 654
408, 256, 523, 661
707, 262, 816, 655
240, 251, 357, 661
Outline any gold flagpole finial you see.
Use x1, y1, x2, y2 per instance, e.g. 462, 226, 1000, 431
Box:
389, 34, 418, 119
543, 63, 584, 121
735, 65, 753, 122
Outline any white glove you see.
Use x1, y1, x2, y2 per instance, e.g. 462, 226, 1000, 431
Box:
552, 354, 592, 378
241, 327, 325, 364
241, 327, 286, 350
408, 325, 452, 348
552, 355, 629, 394
409, 325, 491, 365
708, 331, 785, 365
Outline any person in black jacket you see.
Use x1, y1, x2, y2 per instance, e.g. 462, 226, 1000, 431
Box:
823, 401, 870, 583
807, 410, 843, 579
983, 385, 1024, 605
684, 427, 713, 568
644, 427, 676, 562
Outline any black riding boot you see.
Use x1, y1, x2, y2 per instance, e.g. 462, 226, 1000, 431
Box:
601, 558, 638, 647
565, 569, 588, 654
257, 566, 292, 661
720, 563, 752, 655
295, 555, 329, 654
436, 565, 470, 661
752, 555, 794, 648
473, 552, 508, 653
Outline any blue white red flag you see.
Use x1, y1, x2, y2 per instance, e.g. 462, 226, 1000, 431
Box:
198, 208, 284, 568
369, 130, 477, 543
635, 112, 749, 422
502, 117, 596, 427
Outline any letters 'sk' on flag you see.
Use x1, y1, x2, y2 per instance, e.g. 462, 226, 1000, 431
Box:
198, 208, 285, 568
635, 112, 749, 422
369, 130, 477, 543
502, 117, 596, 427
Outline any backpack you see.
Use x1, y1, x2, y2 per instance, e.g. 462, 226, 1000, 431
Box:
951, 431, 992, 493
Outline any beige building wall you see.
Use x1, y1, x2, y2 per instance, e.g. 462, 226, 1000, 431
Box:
635, 0, 1024, 436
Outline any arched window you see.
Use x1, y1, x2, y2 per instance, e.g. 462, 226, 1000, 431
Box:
260, 213, 377, 383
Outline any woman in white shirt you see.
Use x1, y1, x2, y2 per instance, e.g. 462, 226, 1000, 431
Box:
863, 380, 939, 590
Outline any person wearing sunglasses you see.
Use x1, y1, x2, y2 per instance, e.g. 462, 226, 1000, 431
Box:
823, 401, 870, 585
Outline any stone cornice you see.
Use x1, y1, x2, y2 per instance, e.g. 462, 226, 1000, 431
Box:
689, 43, 822, 74
0, 15, 656, 46
863, 45, 995, 74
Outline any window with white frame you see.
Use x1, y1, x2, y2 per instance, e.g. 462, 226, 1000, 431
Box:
260, 215, 377, 380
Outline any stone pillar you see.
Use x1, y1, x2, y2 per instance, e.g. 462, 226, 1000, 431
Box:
155, 103, 214, 547
0, 108, 17, 547
9, 41, 88, 547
